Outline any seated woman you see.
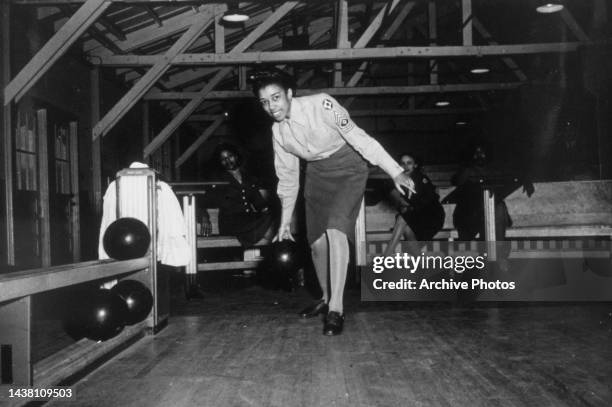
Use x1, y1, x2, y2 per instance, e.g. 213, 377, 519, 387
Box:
383, 153, 445, 256
201, 143, 277, 247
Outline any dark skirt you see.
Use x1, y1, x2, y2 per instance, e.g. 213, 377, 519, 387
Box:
304, 144, 369, 245
401, 204, 445, 241
219, 210, 275, 248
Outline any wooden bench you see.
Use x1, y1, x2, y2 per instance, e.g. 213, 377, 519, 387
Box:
364, 180, 612, 258
196, 234, 268, 272
181, 199, 272, 272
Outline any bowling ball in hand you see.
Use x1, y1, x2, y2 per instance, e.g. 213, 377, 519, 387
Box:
103, 217, 151, 260
71, 289, 128, 342
111, 279, 154, 325
270, 240, 302, 272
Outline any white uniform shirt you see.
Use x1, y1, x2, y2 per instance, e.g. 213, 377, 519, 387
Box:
272, 93, 404, 226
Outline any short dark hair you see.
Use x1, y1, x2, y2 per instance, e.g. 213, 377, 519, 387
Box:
398, 152, 422, 167
248, 67, 296, 97
213, 142, 242, 168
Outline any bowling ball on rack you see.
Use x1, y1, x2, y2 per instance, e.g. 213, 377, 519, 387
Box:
67, 288, 128, 342
103, 217, 151, 260
111, 279, 154, 325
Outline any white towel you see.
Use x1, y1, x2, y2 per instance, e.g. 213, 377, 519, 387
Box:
98, 165, 190, 267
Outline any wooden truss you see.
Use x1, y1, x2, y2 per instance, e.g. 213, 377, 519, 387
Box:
2, 0, 599, 177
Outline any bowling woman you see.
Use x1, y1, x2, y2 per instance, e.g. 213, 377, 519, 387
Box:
250, 68, 415, 335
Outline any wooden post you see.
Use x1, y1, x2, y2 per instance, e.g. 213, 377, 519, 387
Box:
1, 0, 15, 265
37, 109, 51, 267
428, 0, 438, 85
483, 188, 497, 261
462, 0, 472, 46
334, 0, 349, 87
142, 101, 150, 164
183, 195, 197, 277
214, 3, 226, 54
174, 132, 181, 181
238, 66, 248, 90
91, 68, 102, 216
0, 297, 31, 385
69, 121, 80, 262
354, 197, 367, 280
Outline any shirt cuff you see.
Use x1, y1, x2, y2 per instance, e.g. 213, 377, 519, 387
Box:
385, 163, 405, 180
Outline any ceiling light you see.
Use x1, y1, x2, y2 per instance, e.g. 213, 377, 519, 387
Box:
222, 2, 249, 23
435, 101, 450, 107
456, 121, 467, 126
536, 3, 564, 14
470, 68, 490, 74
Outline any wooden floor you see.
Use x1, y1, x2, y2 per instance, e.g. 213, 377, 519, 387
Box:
47, 281, 612, 407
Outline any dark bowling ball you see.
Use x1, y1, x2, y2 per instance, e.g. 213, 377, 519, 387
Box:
74, 289, 128, 342
111, 279, 154, 325
103, 217, 151, 260
258, 240, 304, 292
271, 240, 302, 271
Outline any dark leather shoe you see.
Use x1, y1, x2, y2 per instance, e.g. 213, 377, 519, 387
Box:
298, 300, 328, 318
323, 311, 344, 336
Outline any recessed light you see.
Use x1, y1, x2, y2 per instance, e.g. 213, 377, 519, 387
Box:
222, 12, 249, 23
435, 101, 450, 107
470, 68, 490, 74
536, 3, 564, 14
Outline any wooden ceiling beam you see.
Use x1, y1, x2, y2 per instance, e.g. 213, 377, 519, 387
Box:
471, 16, 528, 81
4, 0, 110, 105
142, 5, 162, 27
144, 1, 299, 158
175, 116, 224, 167
93, 8, 214, 140
85, 5, 213, 55
94, 42, 587, 68
186, 108, 485, 122
560, 8, 589, 41
344, 1, 416, 107
14, 0, 213, 3
145, 82, 523, 100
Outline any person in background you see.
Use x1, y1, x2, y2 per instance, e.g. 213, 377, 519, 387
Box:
200, 143, 277, 248
250, 67, 415, 336
451, 143, 534, 269
383, 153, 445, 257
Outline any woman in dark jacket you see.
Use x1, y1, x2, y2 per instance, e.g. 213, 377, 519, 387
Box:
201, 143, 276, 247
383, 153, 445, 256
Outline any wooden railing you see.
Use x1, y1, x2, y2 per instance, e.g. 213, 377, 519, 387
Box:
0, 258, 150, 393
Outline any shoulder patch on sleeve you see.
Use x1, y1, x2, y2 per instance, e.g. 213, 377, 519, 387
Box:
422, 177, 428, 184
333, 111, 355, 133
322, 98, 333, 110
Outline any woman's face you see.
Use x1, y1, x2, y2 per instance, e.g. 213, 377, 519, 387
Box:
219, 149, 239, 171
472, 146, 487, 166
400, 155, 416, 175
258, 83, 292, 122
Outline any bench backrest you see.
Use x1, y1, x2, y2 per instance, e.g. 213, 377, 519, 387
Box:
505, 180, 612, 227
365, 180, 612, 232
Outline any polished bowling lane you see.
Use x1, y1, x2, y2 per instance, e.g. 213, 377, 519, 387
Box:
47, 286, 612, 407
